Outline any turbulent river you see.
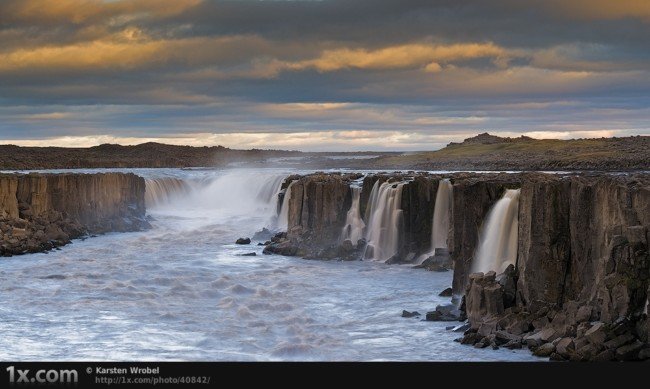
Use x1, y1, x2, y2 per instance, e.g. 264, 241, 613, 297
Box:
0, 168, 537, 361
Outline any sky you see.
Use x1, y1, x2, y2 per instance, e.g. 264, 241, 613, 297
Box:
0, 0, 649, 151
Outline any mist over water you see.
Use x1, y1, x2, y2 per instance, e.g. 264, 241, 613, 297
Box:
0, 169, 535, 361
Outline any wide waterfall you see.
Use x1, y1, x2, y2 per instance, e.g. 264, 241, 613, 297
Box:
145, 171, 287, 232
364, 180, 405, 261
472, 189, 520, 274
431, 179, 453, 250
145, 177, 192, 208
276, 180, 296, 230
340, 186, 365, 245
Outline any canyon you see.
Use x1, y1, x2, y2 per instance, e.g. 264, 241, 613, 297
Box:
1, 168, 648, 361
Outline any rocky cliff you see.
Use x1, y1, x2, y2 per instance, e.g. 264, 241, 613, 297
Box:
262, 170, 650, 360
462, 173, 649, 360
0, 173, 149, 256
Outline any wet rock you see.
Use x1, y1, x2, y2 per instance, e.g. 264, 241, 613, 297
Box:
263, 241, 299, 256
450, 323, 470, 332
401, 310, 421, 318
604, 333, 634, 350
616, 340, 643, 361
584, 322, 607, 346
416, 248, 452, 272
460, 332, 483, 345
238, 252, 257, 257
533, 343, 555, 357
235, 237, 251, 245
593, 349, 616, 362
555, 337, 575, 356
438, 287, 453, 297
426, 304, 462, 322
504, 340, 523, 350
495, 330, 522, 345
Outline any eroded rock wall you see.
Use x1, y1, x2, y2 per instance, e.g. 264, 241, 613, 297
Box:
1, 173, 149, 256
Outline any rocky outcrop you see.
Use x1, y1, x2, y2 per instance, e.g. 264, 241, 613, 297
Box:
461, 173, 650, 361
0, 173, 149, 256
264, 173, 358, 259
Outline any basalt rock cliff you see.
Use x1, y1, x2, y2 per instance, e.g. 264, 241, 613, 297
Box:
0, 173, 150, 255
263, 171, 650, 360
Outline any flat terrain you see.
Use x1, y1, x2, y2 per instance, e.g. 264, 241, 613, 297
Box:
0, 133, 647, 171
364, 133, 649, 171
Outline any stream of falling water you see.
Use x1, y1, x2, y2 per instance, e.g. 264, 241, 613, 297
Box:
0, 169, 536, 361
363, 180, 406, 262
472, 189, 521, 274
340, 186, 365, 245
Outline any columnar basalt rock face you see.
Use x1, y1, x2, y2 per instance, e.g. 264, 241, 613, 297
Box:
463, 173, 650, 361
400, 176, 438, 260
1, 173, 149, 256
0, 176, 19, 220
265, 173, 359, 258
516, 174, 572, 306
263, 170, 650, 360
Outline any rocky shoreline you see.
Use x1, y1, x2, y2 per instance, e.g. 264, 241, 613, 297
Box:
0, 173, 150, 256
260, 171, 650, 361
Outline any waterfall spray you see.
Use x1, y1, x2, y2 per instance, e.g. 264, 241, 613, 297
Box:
472, 189, 520, 274
340, 186, 365, 244
145, 178, 191, 208
363, 180, 405, 262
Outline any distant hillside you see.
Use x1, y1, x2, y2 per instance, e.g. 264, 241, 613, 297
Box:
0, 142, 301, 170
370, 133, 650, 171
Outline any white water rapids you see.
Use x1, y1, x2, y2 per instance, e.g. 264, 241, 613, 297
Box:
0, 169, 535, 361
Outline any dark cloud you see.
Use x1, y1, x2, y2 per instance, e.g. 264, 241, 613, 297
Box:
0, 0, 648, 150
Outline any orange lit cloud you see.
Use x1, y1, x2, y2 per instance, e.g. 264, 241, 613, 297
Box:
547, 0, 650, 21
286, 43, 510, 72
0, 0, 201, 25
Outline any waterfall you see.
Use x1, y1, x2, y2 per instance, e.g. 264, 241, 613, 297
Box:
431, 179, 453, 250
340, 186, 365, 244
472, 189, 520, 274
145, 178, 191, 208
363, 180, 405, 262
277, 180, 296, 231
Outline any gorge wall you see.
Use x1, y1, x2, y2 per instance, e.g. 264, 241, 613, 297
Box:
0, 173, 150, 256
264, 171, 650, 360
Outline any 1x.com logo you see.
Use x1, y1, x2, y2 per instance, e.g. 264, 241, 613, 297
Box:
6, 366, 78, 384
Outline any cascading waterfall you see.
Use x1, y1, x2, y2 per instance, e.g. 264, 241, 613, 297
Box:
363, 180, 405, 262
145, 178, 192, 208
472, 189, 520, 274
147, 171, 288, 231
189, 172, 285, 216
417, 179, 453, 264
431, 179, 453, 250
340, 186, 365, 244
276, 180, 296, 231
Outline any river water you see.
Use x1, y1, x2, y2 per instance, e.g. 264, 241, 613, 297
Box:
0, 168, 537, 361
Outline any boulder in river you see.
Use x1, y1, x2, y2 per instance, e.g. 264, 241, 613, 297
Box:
235, 237, 251, 245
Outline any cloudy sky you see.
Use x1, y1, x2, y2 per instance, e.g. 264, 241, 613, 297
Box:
0, 0, 648, 151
